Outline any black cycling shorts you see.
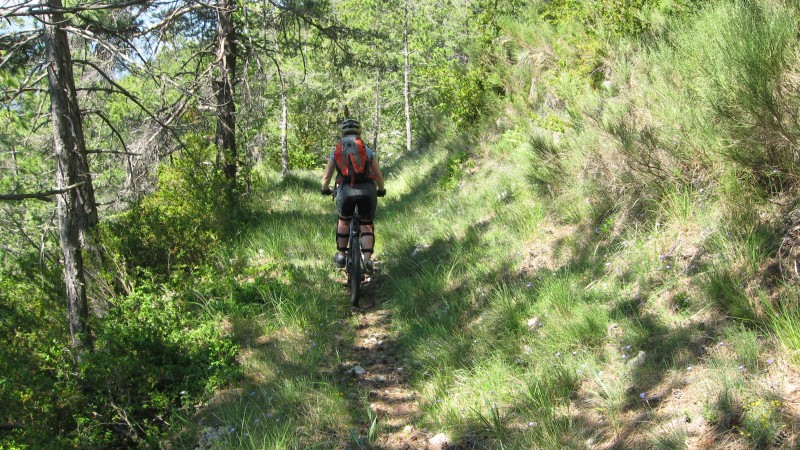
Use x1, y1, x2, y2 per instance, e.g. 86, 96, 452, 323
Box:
336, 182, 377, 222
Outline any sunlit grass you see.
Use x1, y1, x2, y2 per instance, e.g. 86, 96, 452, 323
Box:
179, 3, 800, 448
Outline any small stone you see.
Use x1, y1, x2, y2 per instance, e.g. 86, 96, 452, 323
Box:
627, 351, 646, 368
349, 366, 366, 376
527, 317, 543, 331
429, 433, 451, 450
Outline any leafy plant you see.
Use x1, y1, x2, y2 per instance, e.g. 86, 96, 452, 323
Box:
103, 134, 231, 273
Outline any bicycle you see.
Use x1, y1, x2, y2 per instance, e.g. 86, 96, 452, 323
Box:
346, 206, 365, 307
322, 187, 385, 307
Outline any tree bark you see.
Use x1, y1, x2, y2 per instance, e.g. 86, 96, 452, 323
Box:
215, 0, 237, 188
373, 67, 381, 153
275, 39, 289, 176
43, 0, 94, 353
403, 0, 412, 153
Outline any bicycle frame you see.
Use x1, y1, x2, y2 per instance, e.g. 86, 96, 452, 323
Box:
346, 208, 364, 307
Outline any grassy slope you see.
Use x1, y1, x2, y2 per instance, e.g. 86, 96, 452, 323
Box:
180, 3, 800, 449
177, 135, 799, 449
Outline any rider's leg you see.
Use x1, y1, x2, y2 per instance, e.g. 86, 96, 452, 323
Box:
337, 217, 350, 257
360, 222, 374, 262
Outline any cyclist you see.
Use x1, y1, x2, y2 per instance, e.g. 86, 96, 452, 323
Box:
321, 119, 386, 273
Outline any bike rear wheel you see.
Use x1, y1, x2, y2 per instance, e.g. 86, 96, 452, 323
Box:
349, 220, 362, 307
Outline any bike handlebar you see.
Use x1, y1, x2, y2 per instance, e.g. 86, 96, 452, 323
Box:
320, 187, 386, 197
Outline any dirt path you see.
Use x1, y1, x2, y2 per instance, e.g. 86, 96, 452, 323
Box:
341, 281, 443, 449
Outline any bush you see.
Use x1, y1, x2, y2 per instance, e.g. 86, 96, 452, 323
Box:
673, 1, 800, 190
541, 0, 698, 38
0, 274, 72, 448
104, 135, 228, 273
70, 285, 239, 447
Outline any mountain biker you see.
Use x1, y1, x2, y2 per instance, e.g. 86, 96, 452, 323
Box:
321, 119, 386, 273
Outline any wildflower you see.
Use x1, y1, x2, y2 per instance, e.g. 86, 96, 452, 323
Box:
767, 358, 775, 365
640, 393, 647, 399
556, 352, 561, 357
528, 421, 537, 427
738, 365, 745, 372
687, 366, 693, 372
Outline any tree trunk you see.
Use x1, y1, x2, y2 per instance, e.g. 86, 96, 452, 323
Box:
43, 0, 94, 353
373, 67, 381, 153
10, 145, 18, 178
215, 0, 237, 189
403, 0, 412, 153
372, 1, 382, 153
275, 39, 289, 176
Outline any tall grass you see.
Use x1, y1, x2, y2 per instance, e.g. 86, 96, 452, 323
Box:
164, 1, 800, 449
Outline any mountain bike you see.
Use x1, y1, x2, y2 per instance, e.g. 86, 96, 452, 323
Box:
322, 187, 385, 307
346, 207, 365, 307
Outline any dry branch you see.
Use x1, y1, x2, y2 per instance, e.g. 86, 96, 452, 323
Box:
0, 182, 85, 201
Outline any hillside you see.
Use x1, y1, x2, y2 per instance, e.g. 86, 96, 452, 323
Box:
170, 133, 800, 449
3, 0, 800, 448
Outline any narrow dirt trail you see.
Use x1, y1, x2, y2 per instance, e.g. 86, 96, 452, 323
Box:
341, 280, 444, 449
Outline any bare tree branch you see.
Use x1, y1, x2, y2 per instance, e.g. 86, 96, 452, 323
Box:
72, 58, 187, 149
87, 149, 141, 155
0, 182, 85, 201
4, 0, 151, 17
84, 109, 130, 154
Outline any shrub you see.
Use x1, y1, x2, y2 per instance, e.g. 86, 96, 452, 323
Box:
104, 135, 227, 273
673, 1, 800, 190
74, 285, 240, 447
541, 0, 698, 38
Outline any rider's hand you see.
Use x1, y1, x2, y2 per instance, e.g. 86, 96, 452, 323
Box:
321, 187, 333, 196
377, 188, 386, 197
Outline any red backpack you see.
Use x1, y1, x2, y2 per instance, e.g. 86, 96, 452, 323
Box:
334, 135, 374, 186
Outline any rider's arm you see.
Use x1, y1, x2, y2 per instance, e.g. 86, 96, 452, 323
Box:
370, 160, 385, 190
321, 158, 336, 191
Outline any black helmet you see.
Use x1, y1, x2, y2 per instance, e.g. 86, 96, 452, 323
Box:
340, 119, 361, 135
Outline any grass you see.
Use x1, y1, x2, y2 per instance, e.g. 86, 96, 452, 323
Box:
162, 1, 800, 449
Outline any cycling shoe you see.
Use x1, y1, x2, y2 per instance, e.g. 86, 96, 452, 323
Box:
333, 253, 346, 268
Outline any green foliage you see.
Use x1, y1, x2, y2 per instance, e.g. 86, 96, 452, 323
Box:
0, 270, 240, 449
432, 65, 492, 129
667, 0, 800, 190
104, 135, 228, 273
764, 295, 800, 366
70, 284, 239, 447
0, 274, 69, 447
541, 0, 697, 38
439, 149, 471, 190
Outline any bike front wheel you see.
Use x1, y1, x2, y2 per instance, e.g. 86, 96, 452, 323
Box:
349, 232, 362, 307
